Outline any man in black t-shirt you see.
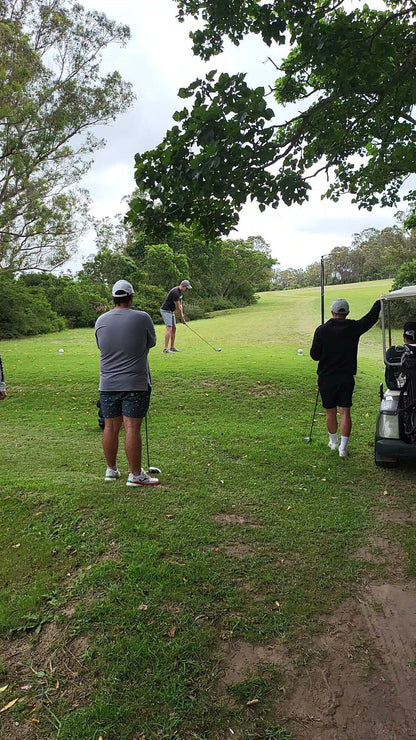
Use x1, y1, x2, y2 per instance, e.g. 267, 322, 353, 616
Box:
310, 297, 380, 458
160, 279, 192, 354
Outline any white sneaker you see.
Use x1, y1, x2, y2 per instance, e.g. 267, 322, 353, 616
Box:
104, 467, 121, 481
328, 441, 339, 451
126, 469, 160, 486
170, 347, 181, 352
163, 348, 173, 354
339, 448, 348, 458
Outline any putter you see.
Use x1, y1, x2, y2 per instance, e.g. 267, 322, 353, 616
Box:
184, 322, 221, 352
145, 414, 161, 474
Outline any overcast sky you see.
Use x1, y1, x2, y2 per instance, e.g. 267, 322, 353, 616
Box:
75, 0, 404, 271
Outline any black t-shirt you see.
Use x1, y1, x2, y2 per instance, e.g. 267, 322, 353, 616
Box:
161, 287, 182, 312
310, 300, 380, 378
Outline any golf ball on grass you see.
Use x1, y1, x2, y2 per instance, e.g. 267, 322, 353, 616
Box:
58, 348, 64, 354
297, 348, 303, 355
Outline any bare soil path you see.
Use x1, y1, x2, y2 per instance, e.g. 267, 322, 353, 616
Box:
219, 517, 416, 740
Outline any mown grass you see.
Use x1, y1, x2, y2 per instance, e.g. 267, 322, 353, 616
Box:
1, 280, 416, 739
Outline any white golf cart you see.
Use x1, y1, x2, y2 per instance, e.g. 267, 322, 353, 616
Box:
375, 285, 416, 467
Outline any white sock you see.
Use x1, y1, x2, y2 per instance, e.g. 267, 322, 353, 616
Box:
329, 432, 338, 445
340, 435, 349, 451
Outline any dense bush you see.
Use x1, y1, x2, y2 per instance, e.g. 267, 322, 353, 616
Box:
205, 296, 236, 312
19, 273, 106, 329
53, 284, 105, 328
0, 272, 65, 339
181, 302, 206, 321
0, 228, 275, 338
133, 284, 166, 324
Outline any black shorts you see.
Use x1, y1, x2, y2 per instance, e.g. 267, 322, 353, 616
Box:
318, 375, 355, 409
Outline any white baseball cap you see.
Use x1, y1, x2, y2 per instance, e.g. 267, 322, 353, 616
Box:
112, 280, 134, 298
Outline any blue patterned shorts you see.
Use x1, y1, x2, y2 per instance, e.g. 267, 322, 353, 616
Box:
160, 309, 176, 327
99, 390, 151, 419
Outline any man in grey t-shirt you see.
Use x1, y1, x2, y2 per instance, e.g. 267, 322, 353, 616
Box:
95, 280, 159, 486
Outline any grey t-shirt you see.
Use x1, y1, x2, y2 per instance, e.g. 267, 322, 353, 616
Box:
95, 308, 156, 391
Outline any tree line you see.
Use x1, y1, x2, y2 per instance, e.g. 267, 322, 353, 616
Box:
0, 222, 276, 338
274, 216, 416, 290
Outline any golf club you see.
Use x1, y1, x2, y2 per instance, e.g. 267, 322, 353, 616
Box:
304, 254, 325, 443
145, 414, 161, 474
304, 387, 320, 443
184, 322, 221, 352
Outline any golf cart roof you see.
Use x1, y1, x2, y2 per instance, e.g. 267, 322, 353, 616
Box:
380, 285, 416, 301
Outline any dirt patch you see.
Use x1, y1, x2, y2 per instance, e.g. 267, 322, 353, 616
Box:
200, 380, 227, 391
248, 381, 295, 398
378, 509, 416, 524
248, 381, 276, 398
164, 602, 183, 615
217, 582, 416, 739
213, 513, 260, 528
218, 639, 294, 691
203, 543, 256, 558
282, 586, 416, 739
354, 535, 397, 561
222, 544, 255, 559
353, 535, 405, 579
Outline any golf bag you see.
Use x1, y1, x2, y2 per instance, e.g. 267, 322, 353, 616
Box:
96, 399, 105, 429
398, 345, 416, 443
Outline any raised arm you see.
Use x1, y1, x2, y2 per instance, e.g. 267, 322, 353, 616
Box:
356, 300, 381, 336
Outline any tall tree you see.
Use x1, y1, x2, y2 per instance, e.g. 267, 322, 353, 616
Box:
0, 0, 134, 271
128, 0, 416, 238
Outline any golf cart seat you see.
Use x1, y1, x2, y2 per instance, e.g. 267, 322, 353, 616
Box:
384, 346, 406, 391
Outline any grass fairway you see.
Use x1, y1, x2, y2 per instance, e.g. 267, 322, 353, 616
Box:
1, 280, 416, 739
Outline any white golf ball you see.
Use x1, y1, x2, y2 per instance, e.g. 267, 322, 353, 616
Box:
297, 348, 303, 355
58, 348, 64, 354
